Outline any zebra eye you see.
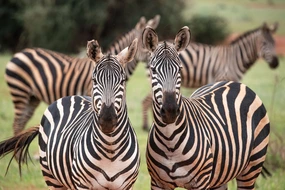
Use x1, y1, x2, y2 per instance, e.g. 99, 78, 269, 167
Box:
92, 76, 98, 85
121, 77, 126, 85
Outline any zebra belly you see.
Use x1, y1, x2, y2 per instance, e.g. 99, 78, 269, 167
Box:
72, 158, 139, 189
147, 145, 213, 189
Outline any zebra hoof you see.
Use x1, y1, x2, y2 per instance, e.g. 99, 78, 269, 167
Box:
142, 125, 149, 132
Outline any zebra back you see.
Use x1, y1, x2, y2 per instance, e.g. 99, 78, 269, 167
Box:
106, 15, 161, 80
5, 15, 160, 136
179, 22, 279, 87
143, 26, 270, 189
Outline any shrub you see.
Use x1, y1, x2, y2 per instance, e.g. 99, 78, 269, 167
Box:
187, 14, 230, 45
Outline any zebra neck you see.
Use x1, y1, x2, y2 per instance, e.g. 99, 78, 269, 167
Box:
152, 100, 187, 143
92, 107, 132, 158
106, 29, 136, 55
230, 32, 259, 74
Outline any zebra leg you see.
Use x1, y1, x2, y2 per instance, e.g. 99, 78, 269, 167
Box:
142, 93, 152, 131
236, 159, 264, 189
13, 95, 41, 135
13, 96, 40, 161
41, 168, 68, 190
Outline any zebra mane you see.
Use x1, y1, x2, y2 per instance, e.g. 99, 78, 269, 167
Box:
230, 26, 261, 45
107, 53, 111, 60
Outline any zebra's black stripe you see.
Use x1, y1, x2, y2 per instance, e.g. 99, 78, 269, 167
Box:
5, 15, 160, 136
143, 26, 270, 190
0, 39, 140, 189
142, 22, 278, 131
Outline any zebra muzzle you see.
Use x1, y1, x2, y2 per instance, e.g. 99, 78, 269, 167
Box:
98, 103, 117, 134
269, 56, 279, 69
160, 92, 180, 124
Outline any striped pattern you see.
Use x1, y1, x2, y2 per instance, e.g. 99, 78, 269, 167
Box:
179, 23, 279, 87
142, 22, 278, 130
39, 95, 140, 189
5, 15, 160, 136
143, 26, 270, 189
0, 39, 140, 189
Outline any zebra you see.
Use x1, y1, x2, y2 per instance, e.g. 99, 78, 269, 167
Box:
5, 15, 160, 136
142, 26, 270, 189
0, 38, 140, 189
141, 22, 279, 130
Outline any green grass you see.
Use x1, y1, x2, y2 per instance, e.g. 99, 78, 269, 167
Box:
0, 53, 285, 189
183, 0, 285, 35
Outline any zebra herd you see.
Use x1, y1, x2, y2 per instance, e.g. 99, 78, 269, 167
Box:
0, 14, 279, 189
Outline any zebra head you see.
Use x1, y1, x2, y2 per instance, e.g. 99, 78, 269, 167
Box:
258, 22, 279, 68
87, 39, 138, 134
142, 26, 191, 125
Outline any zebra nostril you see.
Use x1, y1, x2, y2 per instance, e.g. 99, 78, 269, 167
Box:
269, 56, 279, 69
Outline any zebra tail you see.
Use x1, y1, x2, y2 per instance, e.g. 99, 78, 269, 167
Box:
0, 126, 39, 176
261, 166, 272, 178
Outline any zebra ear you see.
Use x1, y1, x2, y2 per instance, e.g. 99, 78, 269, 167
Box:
146, 15, 161, 29
269, 22, 279, 33
174, 26, 191, 52
135, 16, 146, 30
86, 40, 104, 64
117, 38, 138, 66
142, 26, 159, 52
262, 22, 269, 31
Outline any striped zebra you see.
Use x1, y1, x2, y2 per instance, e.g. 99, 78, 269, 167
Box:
142, 22, 278, 130
0, 39, 140, 189
142, 26, 270, 189
5, 15, 160, 136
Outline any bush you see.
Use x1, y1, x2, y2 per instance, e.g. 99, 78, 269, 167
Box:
0, 0, 23, 53
0, 0, 188, 53
187, 14, 230, 45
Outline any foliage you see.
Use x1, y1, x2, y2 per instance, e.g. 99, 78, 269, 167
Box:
0, 0, 187, 53
0, 0, 23, 52
187, 14, 230, 44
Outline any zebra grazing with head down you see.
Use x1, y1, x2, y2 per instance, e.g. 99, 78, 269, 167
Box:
143, 26, 270, 189
5, 15, 160, 136
142, 22, 278, 130
0, 38, 140, 190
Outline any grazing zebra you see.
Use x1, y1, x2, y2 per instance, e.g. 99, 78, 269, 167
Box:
0, 39, 140, 189
142, 22, 278, 130
143, 26, 270, 189
5, 15, 160, 136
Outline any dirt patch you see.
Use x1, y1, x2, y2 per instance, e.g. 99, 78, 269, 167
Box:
224, 33, 285, 56
249, 2, 285, 9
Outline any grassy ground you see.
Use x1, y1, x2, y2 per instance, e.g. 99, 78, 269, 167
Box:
0, 53, 285, 189
183, 0, 285, 35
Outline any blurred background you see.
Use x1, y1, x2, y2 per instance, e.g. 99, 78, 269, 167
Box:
1, 0, 284, 54
0, 0, 285, 189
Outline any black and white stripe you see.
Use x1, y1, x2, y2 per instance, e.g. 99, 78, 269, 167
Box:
0, 39, 140, 189
5, 15, 160, 136
142, 22, 278, 130
179, 22, 279, 87
143, 26, 270, 190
